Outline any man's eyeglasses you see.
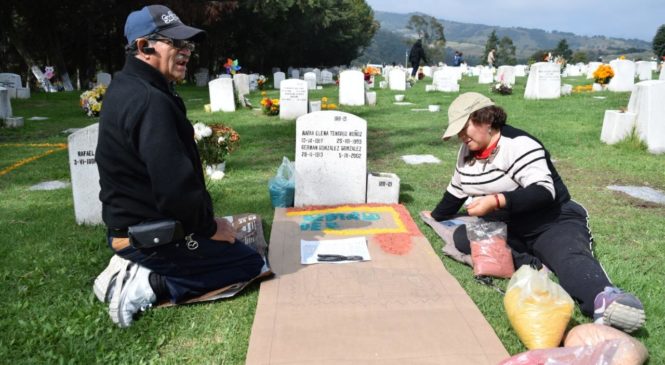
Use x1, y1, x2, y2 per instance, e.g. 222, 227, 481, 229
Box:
149, 36, 195, 52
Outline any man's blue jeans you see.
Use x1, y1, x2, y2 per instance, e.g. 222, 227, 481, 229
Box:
108, 234, 264, 302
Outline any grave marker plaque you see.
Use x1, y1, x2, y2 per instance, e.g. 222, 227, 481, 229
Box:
295, 111, 367, 206
68, 123, 103, 225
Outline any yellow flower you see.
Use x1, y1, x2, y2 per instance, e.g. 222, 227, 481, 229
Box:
321, 97, 328, 103
261, 91, 267, 96
272, 99, 280, 106
328, 103, 337, 109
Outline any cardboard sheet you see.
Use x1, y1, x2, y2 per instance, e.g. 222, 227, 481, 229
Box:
246, 204, 508, 364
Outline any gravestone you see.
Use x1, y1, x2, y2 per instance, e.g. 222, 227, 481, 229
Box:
478, 67, 494, 84
0, 87, 11, 120
68, 123, 103, 225
365, 91, 377, 106
432, 69, 459, 92
496, 66, 516, 85
294, 111, 367, 206
96, 72, 112, 87
309, 101, 321, 113
304, 72, 317, 90
515, 65, 527, 77
586, 62, 602, 79
627, 80, 665, 153
366, 172, 400, 204
249, 73, 259, 91
320, 70, 334, 85
209, 78, 236, 112
195, 70, 209, 87
339, 70, 365, 106
219, 74, 232, 79
291, 69, 300, 79
635, 61, 652, 81
607, 60, 635, 92
273, 71, 285, 89
233, 73, 250, 100
0, 73, 29, 99
279, 79, 308, 120
524, 62, 561, 100
600, 110, 636, 144
388, 68, 406, 91
313, 68, 322, 83
422, 66, 433, 77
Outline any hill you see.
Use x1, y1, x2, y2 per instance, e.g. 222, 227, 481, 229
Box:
357, 11, 653, 65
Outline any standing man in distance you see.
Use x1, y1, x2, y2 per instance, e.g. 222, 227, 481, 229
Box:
408, 39, 428, 77
94, 4, 264, 328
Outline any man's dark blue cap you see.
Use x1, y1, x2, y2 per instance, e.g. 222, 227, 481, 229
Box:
124, 5, 206, 45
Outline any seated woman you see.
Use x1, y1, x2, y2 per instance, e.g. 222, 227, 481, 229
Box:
429, 92, 645, 333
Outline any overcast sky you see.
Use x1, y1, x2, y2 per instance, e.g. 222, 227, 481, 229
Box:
365, 0, 663, 42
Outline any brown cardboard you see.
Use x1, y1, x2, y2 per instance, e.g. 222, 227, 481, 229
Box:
246, 205, 508, 364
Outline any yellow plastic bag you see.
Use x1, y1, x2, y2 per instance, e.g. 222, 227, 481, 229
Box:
504, 265, 574, 349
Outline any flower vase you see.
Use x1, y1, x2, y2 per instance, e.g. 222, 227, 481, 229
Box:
205, 161, 226, 176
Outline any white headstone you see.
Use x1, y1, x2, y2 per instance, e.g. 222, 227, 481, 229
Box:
309, 101, 321, 113
339, 70, 365, 106
516, 65, 528, 77
4, 116, 23, 128
274, 71, 285, 89
635, 61, 652, 81
600, 110, 636, 144
294, 111, 367, 206
96, 72, 112, 87
496, 66, 516, 85
68, 123, 103, 225
422, 66, 433, 77
478, 66, 494, 84
233, 73, 250, 99
291, 69, 300, 79
320, 70, 334, 85
208, 78, 236, 112
366, 172, 400, 204
0, 73, 25, 98
365, 91, 377, 106
249, 73, 259, 91
627, 80, 665, 153
432, 69, 459, 92
524, 62, 561, 100
313, 68, 322, 83
586, 62, 603, 79
388, 68, 406, 91
0, 87, 11, 119
608, 60, 635, 92
279, 79, 308, 120
304, 72, 317, 90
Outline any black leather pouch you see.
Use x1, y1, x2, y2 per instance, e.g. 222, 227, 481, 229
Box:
128, 219, 184, 249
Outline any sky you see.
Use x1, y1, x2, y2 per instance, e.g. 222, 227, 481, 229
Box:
365, 0, 663, 42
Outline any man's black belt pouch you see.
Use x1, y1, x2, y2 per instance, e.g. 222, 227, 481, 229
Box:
128, 219, 185, 249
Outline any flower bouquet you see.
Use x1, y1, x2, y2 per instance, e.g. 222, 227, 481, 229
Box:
593, 65, 614, 85
260, 92, 280, 116
79, 84, 106, 117
491, 82, 513, 95
193, 122, 240, 178
321, 97, 337, 110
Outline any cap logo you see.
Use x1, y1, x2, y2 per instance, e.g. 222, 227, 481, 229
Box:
161, 11, 179, 24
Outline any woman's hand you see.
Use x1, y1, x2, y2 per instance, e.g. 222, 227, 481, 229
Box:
210, 217, 236, 243
466, 194, 503, 216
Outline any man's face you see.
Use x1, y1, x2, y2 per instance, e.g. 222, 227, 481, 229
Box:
141, 37, 192, 82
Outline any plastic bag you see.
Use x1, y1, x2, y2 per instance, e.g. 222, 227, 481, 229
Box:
504, 265, 574, 349
498, 339, 621, 365
564, 324, 648, 365
268, 157, 295, 208
466, 220, 514, 278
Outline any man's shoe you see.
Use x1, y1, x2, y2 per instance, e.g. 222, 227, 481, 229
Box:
593, 286, 646, 333
93, 255, 130, 303
108, 264, 156, 328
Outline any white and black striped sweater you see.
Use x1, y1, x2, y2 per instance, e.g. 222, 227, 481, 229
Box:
432, 125, 570, 235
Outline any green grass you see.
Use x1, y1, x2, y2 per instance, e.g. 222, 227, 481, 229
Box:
1, 75, 664, 364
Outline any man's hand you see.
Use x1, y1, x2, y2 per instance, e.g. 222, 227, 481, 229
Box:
210, 217, 236, 243
466, 194, 503, 217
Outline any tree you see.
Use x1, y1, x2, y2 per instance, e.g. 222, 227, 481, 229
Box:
653, 24, 665, 58
570, 51, 589, 64
554, 39, 572, 60
406, 14, 446, 63
496, 36, 516, 65
483, 30, 499, 65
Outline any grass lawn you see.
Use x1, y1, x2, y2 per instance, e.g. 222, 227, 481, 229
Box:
1, 74, 664, 364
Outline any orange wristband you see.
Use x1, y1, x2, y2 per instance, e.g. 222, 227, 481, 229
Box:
494, 194, 500, 209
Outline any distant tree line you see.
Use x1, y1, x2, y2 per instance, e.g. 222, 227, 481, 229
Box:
0, 0, 378, 89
